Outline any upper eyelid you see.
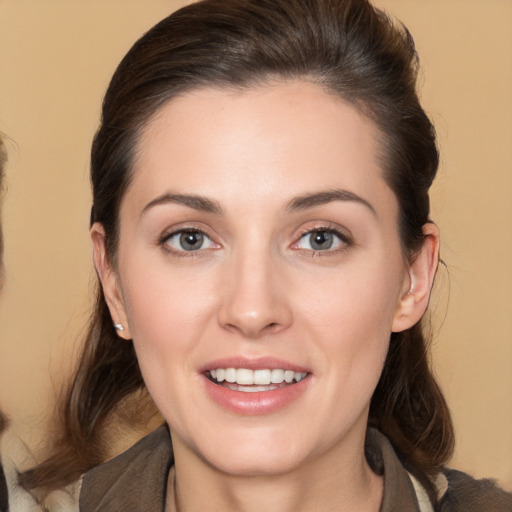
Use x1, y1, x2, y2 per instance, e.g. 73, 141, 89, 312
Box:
159, 223, 214, 242
295, 223, 352, 240
298, 226, 346, 236
161, 226, 208, 238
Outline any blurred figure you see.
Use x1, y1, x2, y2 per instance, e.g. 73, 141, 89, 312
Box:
0, 132, 9, 512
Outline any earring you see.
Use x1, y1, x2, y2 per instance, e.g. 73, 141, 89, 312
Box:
114, 323, 124, 332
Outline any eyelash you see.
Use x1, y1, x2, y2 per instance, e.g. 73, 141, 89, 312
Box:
158, 227, 219, 257
158, 224, 353, 257
291, 225, 352, 255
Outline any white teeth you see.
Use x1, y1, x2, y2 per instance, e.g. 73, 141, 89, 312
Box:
284, 370, 294, 383
253, 369, 272, 385
236, 368, 254, 385
225, 368, 236, 383
209, 368, 307, 386
271, 369, 284, 383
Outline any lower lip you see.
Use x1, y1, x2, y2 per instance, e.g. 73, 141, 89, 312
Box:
203, 375, 310, 415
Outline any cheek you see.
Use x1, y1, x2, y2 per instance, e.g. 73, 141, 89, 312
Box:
118, 263, 216, 427
119, 256, 216, 365
295, 255, 404, 389
297, 255, 403, 341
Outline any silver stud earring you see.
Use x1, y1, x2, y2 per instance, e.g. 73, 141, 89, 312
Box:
114, 323, 124, 332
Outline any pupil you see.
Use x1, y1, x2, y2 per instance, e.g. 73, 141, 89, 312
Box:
180, 232, 203, 250
311, 231, 333, 250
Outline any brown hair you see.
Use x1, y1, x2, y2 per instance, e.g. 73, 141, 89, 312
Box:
22, 0, 454, 502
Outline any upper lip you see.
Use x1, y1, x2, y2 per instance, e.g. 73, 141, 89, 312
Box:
199, 356, 310, 373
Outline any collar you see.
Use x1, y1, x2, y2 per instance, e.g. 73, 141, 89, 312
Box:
80, 425, 174, 512
80, 426, 423, 512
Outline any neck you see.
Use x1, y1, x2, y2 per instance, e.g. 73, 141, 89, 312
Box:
166, 429, 383, 512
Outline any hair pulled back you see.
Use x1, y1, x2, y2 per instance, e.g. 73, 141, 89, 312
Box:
22, 0, 454, 498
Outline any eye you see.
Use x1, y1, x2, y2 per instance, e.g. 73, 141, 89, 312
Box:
294, 229, 347, 251
162, 229, 218, 252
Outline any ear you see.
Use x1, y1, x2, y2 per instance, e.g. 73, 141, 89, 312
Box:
392, 223, 440, 333
90, 223, 131, 340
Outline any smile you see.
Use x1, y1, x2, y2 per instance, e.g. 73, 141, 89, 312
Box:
208, 368, 308, 391
202, 364, 311, 414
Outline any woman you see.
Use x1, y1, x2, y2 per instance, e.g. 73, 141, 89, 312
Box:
21, 0, 512, 510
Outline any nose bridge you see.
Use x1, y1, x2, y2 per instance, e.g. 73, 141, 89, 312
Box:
218, 240, 291, 338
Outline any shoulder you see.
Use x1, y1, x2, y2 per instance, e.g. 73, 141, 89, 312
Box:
0, 463, 7, 512
367, 428, 512, 512
1, 429, 79, 512
438, 468, 512, 512
80, 425, 173, 512
0, 429, 41, 512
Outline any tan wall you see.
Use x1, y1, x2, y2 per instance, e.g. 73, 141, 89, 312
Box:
0, 0, 511, 487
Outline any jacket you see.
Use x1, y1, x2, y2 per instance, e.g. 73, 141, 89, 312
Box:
0, 463, 7, 512
79, 425, 512, 512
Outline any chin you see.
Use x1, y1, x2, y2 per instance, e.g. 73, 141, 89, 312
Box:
207, 449, 306, 477
190, 426, 314, 477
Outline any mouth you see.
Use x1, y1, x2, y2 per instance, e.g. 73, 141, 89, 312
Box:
206, 368, 309, 393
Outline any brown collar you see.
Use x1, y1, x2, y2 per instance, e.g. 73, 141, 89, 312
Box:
80, 425, 174, 512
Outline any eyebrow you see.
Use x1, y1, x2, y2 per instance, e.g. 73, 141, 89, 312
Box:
286, 189, 377, 216
141, 188, 376, 217
142, 193, 223, 215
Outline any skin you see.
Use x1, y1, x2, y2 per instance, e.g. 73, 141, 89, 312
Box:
93, 80, 439, 512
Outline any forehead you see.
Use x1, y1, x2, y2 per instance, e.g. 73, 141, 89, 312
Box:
127, 80, 395, 217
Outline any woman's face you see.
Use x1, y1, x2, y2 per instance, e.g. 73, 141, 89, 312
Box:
95, 81, 429, 476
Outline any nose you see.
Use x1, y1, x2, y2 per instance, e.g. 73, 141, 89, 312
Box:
217, 249, 293, 339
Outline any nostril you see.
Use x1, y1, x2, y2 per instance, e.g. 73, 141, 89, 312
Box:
265, 322, 280, 333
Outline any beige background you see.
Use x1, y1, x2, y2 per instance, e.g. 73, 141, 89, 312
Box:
0, 0, 511, 488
